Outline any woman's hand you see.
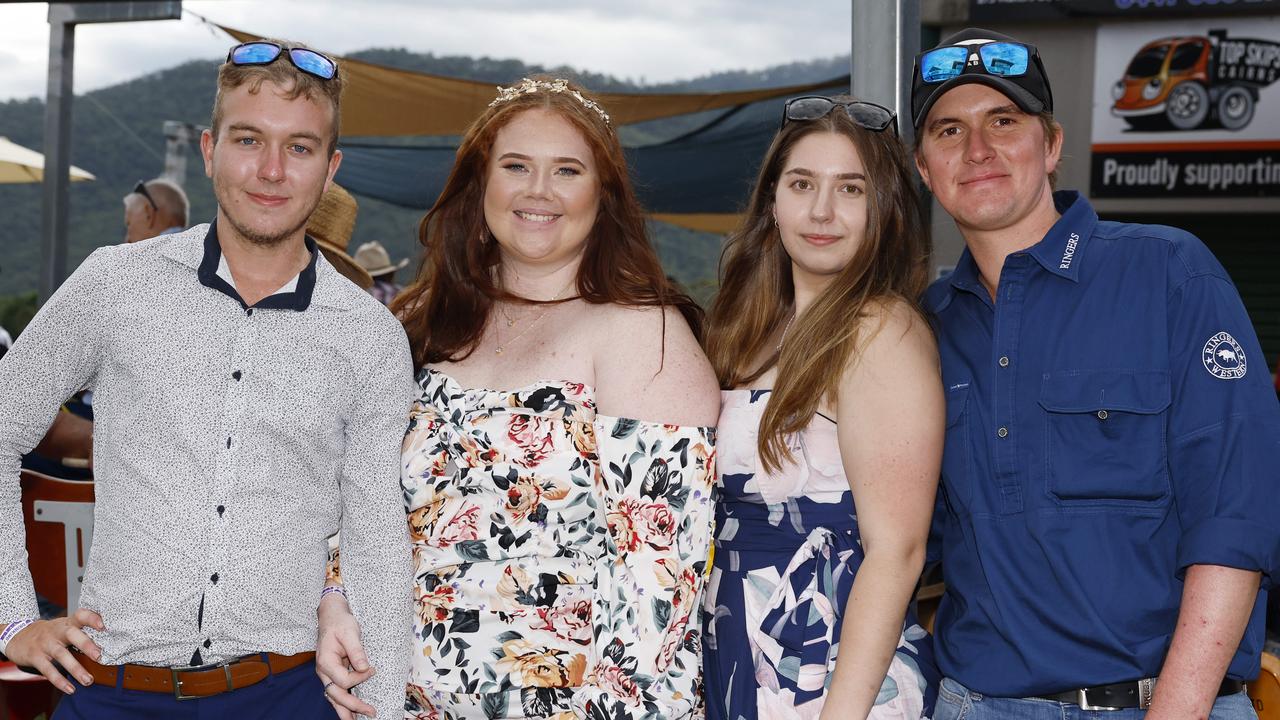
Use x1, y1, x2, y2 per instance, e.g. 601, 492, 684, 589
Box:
316, 591, 377, 719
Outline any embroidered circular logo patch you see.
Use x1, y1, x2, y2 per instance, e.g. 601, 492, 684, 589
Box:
1202, 331, 1246, 380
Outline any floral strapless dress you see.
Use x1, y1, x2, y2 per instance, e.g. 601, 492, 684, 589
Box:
401, 369, 716, 720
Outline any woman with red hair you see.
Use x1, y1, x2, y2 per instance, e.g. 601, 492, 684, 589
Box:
318, 78, 719, 720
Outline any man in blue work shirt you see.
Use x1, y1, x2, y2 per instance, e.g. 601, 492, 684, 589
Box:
914, 28, 1280, 720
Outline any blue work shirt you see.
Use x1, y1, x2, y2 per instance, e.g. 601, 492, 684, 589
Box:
924, 191, 1280, 697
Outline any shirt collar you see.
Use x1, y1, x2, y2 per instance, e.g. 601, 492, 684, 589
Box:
946, 190, 1096, 293
195, 219, 319, 312
1025, 190, 1097, 282
215, 255, 300, 295
948, 246, 983, 296
933, 191, 1096, 312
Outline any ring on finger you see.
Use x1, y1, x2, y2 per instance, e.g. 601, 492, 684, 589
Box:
323, 680, 335, 695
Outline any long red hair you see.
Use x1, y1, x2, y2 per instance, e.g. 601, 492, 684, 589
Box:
393, 77, 701, 370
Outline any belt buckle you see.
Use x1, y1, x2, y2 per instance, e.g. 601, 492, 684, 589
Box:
170, 663, 235, 701
1077, 688, 1122, 712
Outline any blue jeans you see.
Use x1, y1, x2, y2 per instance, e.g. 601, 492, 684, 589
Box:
933, 677, 1257, 720
53, 658, 338, 720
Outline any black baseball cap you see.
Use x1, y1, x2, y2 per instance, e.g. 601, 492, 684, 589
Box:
911, 28, 1054, 130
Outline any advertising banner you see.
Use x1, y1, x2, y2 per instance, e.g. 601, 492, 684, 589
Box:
1090, 17, 1280, 197
972, 0, 1280, 22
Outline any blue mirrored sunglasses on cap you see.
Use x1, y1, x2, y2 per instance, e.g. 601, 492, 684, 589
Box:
919, 41, 1032, 83
227, 41, 338, 80
782, 97, 898, 135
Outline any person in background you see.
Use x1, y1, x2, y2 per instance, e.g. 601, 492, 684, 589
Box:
916, 27, 1279, 719
701, 95, 942, 720
315, 76, 720, 720
354, 241, 408, 306
123, 177, 189, 243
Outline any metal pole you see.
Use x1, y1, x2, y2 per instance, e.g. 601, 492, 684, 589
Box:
851, 0, 921, 141
40, 7, 75, 303
38, 2, 183, 302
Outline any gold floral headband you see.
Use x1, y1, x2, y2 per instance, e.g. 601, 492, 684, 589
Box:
487, 78, 612, 125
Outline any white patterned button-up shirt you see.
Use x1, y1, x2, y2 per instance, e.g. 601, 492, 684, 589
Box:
0, 224, 414, 718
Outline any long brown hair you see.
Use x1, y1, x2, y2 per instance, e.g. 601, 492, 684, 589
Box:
705, 98, 930, 472
393, 77, 701, 370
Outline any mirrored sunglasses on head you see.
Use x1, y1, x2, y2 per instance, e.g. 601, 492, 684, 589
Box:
227, 41, 338, 81
131, 180, 158, 211
782, 97, 898, 135
918, 41, 1034, 84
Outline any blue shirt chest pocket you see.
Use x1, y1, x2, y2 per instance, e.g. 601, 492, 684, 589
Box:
1038, 370, 1172, 504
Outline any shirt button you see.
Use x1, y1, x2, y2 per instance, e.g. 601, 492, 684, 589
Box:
997, 426, 1009, 438
216, 505, 225, 516
211, 573, 219, 584
203, 639, 212, 649
232, 370, 242, 381
246, 308, 254, 317
1097, 410, 1109, 420
998, 356, 1010, 368
226, 437, 232, 449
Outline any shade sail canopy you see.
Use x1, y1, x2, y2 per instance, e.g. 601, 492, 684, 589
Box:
209, 20, 850, 231
0, 136, 95, 184
334, 82, 849, 233
219, 24, 844, 138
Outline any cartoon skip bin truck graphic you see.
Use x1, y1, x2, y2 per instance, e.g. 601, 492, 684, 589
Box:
1111, 29, 1280, 131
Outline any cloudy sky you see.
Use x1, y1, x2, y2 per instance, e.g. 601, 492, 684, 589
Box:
0, 1, 854, 102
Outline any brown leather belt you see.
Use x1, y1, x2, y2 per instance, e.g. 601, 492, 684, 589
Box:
76, 651, 315, 700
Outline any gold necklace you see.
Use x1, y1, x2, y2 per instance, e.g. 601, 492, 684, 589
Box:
776, 313, 796, 352
494, 278, 575, 355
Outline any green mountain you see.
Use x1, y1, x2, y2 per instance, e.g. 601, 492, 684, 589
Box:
0, 50, 847, 304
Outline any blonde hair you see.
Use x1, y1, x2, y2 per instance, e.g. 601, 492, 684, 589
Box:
210, 39, 343, 155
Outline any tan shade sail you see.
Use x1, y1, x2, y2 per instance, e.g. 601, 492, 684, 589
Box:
651, 213, 742, 234
219, 24, 839, 137
0, 136, 95, 184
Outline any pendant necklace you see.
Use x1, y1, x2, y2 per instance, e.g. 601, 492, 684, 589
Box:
494, 278, 576, 355
776, 313, 796, 352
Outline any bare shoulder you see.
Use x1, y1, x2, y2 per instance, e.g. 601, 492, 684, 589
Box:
836, 296, 943, 447
591, 304, 720, 426
851, 297, 936, 373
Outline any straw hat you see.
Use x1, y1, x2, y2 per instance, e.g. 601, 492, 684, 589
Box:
307, 183, 372, 289
354, 241, 410, 277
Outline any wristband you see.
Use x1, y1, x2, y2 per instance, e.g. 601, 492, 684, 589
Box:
0, 618, 38, 656
320, 585, 347, 601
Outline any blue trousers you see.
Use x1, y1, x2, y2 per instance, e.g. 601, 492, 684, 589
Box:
53, 658, 339, 720
934, 677, 1257, 720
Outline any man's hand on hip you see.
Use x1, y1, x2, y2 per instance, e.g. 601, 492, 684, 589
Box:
4, 609, 105, 694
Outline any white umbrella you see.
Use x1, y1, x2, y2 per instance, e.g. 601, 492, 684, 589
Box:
0, 136, 95, 184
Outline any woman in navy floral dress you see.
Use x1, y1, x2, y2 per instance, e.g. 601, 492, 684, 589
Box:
701, 96, 943, 720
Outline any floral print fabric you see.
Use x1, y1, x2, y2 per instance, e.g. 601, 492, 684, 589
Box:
401, 369, 716, 719
702, 390, 938, 720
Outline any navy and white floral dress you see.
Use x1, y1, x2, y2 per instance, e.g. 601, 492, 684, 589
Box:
702, 390, 938, 720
